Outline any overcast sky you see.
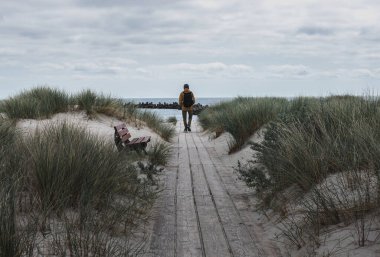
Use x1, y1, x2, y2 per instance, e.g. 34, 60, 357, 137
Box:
1, 0, 380, 98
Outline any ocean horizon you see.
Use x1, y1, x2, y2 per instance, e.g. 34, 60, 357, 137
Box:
124, 97, 231, 121
124, 97, 232, 106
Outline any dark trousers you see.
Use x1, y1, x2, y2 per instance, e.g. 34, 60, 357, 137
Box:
182, 110, 193, 127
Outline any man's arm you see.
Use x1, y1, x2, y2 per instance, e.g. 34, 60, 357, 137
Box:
179, 92, 183, 107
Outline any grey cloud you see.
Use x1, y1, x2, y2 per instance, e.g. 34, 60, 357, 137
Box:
297, 26, 333, 36
359, 27, 380, 42
0, 0, 380, 98
142, 62, 255, 79
76, 0, 174, 7
266, 65, 311, 78
33, 57, 138, 75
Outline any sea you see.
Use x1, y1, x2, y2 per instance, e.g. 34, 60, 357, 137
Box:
124, 97, 231, 121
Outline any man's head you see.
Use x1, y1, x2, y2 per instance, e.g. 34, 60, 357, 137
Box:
184, 84, 189, 89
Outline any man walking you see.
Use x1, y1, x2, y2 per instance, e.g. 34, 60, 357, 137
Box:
179, 84, 195, 132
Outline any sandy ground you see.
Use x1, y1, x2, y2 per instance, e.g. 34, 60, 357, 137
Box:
15, 111, 163, 145
201, 128, 263, 168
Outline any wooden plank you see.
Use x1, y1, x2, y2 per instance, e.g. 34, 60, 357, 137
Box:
114, 123, 126, 131
190, 132, 266, 257
174, 135, 203, 256
176, 132, 204, 257
176, 164, 193, 197
127, 137, 139, 145
184, 134, 232, 257
135, 136, 146, 144
176, 195, 203, 257
141, 136, 151, 143
146, 166, 177, 257
118, 129, 130, 138
148, 205, 176, 257
121, 133, 132, 142
190, 164, 209, 197
196, 131, 281, 257
178, 134, 190, 168
194, 195, 232, 257
185, 134, 201, 165
199, 164, 226, 198
213, 196, 263, 257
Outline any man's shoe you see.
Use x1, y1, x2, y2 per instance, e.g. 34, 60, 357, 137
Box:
184, 127, 188, 132
187, 126, 191, 132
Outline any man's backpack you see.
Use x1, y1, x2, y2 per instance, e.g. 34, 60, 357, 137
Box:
183, 92, 194, 107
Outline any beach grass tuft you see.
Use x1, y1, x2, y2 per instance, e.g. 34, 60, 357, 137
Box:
167, 116, 177, 125
2, 86, 69, 119
0, 120, 156, 255
147, 140, 172, 167
73, 89, 125, 117
2, 86, 175, 142
234, 95, 380, 249
23, 122, 147, 211
199, 97, 288, 152
0, 119, 37, 256
138, 110, 176, 142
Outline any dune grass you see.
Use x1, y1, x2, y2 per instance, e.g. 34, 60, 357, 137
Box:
234, 95, 380, 249
199, 97, 288, 152
0, 87, 174, 255
1, 87, 69, 119
166, 116, 177, 125
2, 86, 176, 142
137, 110, 176, 142
73, 89, 124, 117
147, 140, 172, 167
0, 119, 38, 256
0, 120, 159, 256
23, 122, 145, 211
1, 86, 175, 142
243, 96, 380, 196
0, 120, 20, 256
0, 87, 175, 253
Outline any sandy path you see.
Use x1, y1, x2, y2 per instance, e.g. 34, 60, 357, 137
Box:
144, 122, 281, 257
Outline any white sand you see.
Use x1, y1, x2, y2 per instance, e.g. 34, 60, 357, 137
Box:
202, 129, 263, 168
16, 111, 163, 145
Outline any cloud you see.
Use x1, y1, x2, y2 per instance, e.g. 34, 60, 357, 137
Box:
266, 65, 311, 78
0, 0, 380, 98
33, 58, 138, 75
153, 62, 255, 78
297, 26, 333, 36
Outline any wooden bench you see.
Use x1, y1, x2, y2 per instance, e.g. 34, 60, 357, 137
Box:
114, 123, 151, 152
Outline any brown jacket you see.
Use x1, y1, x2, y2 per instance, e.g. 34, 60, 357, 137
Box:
179, 89, 195, 111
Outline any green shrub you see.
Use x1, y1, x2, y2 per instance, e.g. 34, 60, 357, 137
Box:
147, 140, 172, 167
2, 87, 69, 119
137, 110, 175, 142
23, 122, 151, 212
0, 100, 5, 113
166, 116, 177, 125
240, 95, 380, 209
0, 120, 37, 256
73, 89, 97, 116
199, 97, 288, 152
72, 89, 125, 118
236, 95, 380, 249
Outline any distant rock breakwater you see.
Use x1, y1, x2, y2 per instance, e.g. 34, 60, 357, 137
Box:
136, 102, 208, 115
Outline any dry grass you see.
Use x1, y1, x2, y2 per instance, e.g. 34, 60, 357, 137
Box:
232, 95, 380, 251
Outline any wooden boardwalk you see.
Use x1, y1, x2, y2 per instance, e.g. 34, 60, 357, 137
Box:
144, 122, 280, 257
